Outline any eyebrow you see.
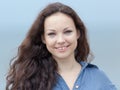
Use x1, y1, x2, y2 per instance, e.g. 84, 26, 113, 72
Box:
46, 27, 70, 31
47, 29, 56, 31
64, 27, 69, 31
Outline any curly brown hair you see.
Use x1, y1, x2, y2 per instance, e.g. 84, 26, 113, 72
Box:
6, 2, 90, 90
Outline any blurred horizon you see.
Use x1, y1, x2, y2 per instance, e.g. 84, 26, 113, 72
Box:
0, 0, 120, 89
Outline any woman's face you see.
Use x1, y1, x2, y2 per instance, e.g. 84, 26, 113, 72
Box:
43, 12, 80, 61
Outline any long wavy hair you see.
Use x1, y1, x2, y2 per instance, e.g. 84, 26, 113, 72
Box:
6, 2, 90, 90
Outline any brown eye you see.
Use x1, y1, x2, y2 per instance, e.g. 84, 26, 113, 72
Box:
64, 30, 72, 34
47, 33, 56, 37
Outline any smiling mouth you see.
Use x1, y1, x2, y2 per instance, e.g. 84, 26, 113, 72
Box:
55, 45, 69, 52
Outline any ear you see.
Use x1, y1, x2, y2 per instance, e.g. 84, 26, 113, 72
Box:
41, 35, 46, 44
77, 29, 80, 39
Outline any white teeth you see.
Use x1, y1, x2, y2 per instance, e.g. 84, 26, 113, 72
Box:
58, 47, 65, 50
57, 46, 66, 50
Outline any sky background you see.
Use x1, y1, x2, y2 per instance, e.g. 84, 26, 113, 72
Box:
0, 0, 120, 89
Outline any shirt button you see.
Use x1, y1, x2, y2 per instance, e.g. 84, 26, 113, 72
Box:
75, 85, 79, 89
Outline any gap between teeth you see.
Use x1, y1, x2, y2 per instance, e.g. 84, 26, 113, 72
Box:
58, 47, 66, 50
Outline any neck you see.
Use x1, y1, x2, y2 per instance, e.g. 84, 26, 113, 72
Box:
56, 57, 80, 74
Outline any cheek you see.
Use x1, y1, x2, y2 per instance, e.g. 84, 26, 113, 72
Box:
69, 35, 78, 47
67, 34, 78, 42
45, 40, 56, 54
45, 38, 55, 48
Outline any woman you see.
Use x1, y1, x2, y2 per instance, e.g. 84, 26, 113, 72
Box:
6, 2, 117, 90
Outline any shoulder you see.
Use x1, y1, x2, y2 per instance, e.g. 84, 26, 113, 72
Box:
83, 62, 117, 90
80, 62, 110, 83
86, 63, 110, 82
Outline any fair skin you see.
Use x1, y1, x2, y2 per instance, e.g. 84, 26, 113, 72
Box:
43, 12, 81, 90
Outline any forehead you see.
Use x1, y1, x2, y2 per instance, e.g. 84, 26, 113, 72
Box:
44, 12, 75, 30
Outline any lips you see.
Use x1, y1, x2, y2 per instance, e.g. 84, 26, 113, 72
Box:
57, 46, 67, 50
55, 45, 69, 52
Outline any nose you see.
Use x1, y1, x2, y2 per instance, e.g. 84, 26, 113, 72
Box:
57, 35, 65, 44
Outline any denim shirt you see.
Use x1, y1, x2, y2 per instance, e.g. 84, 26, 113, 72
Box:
53, 61, 117, 90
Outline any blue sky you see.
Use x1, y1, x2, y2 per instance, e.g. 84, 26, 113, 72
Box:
0, 0, 120, 89
0, 0, 120, 26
